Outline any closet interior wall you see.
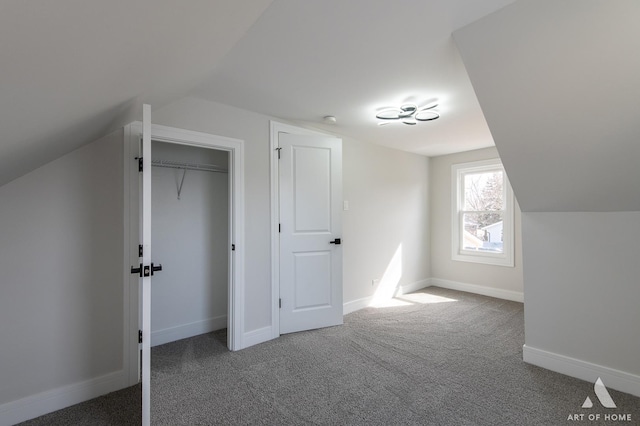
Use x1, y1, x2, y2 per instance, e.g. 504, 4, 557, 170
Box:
150, 141, 229, 347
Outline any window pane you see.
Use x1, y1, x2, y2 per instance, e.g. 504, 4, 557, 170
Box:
463, 171, 503, 211
462, 212, 504, 253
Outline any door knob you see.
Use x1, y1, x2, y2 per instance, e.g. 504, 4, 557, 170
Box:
151, 263, 163, 276
130, 263, 162, 277
329, 238, 341, 245
130, 264, 142, 277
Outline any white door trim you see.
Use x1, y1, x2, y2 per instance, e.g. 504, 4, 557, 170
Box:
124, 122, 245, 385
269, 121, 335, 338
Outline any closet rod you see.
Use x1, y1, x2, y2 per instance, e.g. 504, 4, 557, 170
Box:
151, 159, 228, 174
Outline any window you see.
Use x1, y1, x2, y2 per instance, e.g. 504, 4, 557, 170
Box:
451, 158, 514, 267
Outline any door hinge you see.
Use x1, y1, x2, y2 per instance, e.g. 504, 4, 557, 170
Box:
275, 147, 282, 159
138, 244, 143, 257
231, 244, 236, 251
279, 298, 282, 309
138, 330, 142, 343
135, 156, 143, 172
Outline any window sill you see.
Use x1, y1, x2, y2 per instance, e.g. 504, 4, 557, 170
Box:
452, 252, 514, 267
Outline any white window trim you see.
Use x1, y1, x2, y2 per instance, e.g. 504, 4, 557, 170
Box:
451, 158, 514, 267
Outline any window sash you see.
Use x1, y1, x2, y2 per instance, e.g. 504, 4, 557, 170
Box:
460, 169, 505, 212
451, 159, 514, 267
459, 211, 505, 254
459, 209, 505, 215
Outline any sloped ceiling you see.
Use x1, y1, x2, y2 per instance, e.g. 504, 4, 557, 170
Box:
454, 0, 640, 212
192, 0, 515, 157
0, 0, 272, 186
0, 0, 521, 187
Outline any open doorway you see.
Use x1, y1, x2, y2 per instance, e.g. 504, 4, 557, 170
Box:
150, 142, 229, 347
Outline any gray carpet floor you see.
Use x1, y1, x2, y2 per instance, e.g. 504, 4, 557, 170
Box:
19, 287, 640, 425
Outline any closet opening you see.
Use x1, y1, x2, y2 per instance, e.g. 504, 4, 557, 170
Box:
150, 141, 230, 348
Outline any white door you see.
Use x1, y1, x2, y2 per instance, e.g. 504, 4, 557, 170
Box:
279, 133, 343, 334
139, 104, 154, 426
127, 106, 155, 426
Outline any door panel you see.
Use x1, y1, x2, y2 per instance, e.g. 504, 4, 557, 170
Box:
293, 146, 332, 232
279, 133, 342, 335
293, 251, 332, 309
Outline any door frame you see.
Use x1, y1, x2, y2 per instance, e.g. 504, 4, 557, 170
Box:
124, 122, 245, 385
269, 121, 336, 338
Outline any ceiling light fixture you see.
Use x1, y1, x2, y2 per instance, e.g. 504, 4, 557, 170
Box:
376, 100, 440, 126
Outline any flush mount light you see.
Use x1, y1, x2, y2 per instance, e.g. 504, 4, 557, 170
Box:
376, 100, 440, 126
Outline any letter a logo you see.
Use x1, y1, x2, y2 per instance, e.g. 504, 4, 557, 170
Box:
581, 377, 616, 409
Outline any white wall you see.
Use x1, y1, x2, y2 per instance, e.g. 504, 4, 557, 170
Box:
430, 147, 523, 298
342, 136, 431, 309
150, 142, 229, 346
0, 130, 124, 421
522, 212, 640, 395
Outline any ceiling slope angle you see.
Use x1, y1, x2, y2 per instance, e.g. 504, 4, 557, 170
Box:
190, 0, 516, 157
454, 0, 640, 212
0, 0, 273, 186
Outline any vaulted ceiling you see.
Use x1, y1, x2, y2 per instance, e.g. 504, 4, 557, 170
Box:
0, 0, 516, 186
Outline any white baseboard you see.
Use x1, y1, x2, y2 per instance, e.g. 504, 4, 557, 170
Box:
397, 279, 431, 296
151, 315, 227, 347
343, 296, 373, 315
429, 278, 524, 303
0, 370, 125, 426
242, 326, 273, 349
523, 345, 640, 398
